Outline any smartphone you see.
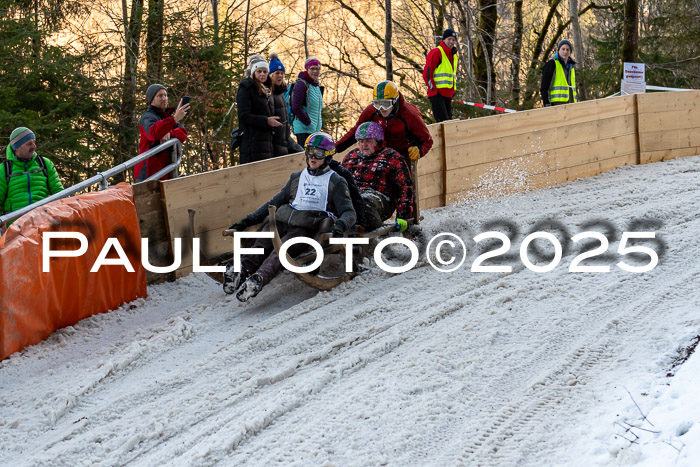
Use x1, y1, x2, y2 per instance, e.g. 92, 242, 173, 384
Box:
181, 96, 190, 112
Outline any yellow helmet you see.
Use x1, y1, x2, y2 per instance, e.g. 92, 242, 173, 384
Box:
373, 81, 400, 100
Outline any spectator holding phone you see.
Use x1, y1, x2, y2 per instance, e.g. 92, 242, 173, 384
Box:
134, 83, 189, 182
236, 55, 282, 164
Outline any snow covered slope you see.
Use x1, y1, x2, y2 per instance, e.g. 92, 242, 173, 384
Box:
2, 156, 699, 466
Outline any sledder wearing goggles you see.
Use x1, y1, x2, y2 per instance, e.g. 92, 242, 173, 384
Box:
373, 98, 397, 111
335, 80, 433, 162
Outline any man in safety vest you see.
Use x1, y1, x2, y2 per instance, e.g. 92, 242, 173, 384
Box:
423, 29, 459, 122
541, 39, 578, 107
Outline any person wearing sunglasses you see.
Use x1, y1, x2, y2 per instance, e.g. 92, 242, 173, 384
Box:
335, 80, 432, 163
223, 132, 356, 302
341, 122, 414, 232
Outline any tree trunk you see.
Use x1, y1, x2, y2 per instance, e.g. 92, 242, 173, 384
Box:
510, 0, 523, 107
211, 0, 219, 45
118, 0, 144, 173
243, 0, 251, 61
304, 0, 309, 58
568, 0, 586, 101
472, 0, 498, 104
621, 0, 639, 76
146, 0, 163, 82
385, 0, 393, 80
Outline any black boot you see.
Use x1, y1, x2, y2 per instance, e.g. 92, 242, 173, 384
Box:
223, 261, 247, 295
236, 273, 264, 302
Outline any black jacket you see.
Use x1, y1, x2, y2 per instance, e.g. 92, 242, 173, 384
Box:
271, 83, 303, 157
236, 77, 274, 163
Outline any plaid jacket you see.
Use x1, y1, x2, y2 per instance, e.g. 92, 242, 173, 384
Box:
341, 146, 414, 219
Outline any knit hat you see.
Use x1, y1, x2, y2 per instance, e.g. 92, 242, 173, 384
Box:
268, 52, 285, 74
248, 54, 265, 67
146, 84, 166, 105
442, 29, 457, 40
305, 57, 321, 69
251, 61, 268, 74
557, 39, 573, 52
10, 127, 35, 151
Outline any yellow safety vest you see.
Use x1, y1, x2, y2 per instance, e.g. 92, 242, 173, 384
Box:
549, 59, 578, 104
434, 46, 458, 91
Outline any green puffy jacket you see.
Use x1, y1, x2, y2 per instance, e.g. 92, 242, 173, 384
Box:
1, 144, 64, 215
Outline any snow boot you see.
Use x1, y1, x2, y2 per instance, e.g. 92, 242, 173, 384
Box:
223, 261, 247, 295
236, 273, 264, 302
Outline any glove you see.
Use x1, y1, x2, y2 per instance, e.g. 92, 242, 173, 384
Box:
395, 218, 408, 233
229, 219, 249, 231
408, 146, 421, 161
329, 224, 344, 238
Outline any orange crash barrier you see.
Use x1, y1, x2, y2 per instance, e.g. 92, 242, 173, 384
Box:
0, 183, 147, 360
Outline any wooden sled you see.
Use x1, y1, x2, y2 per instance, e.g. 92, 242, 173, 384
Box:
210, 158, 422, 290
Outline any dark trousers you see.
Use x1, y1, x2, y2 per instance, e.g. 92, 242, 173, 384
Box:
295, 133, 311, 147
361, 189, 394, 231
240, 218, 315, 285
430, 94, 453, 122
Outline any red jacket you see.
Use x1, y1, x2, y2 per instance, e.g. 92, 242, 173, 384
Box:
342, 146, 414, 220
423, 41, 457, 99
134, 106, 187, 182
335, 93, 433, 160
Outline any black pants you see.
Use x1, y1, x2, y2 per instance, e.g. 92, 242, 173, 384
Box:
430, 94, 453, 122
295, 133, 311, 147
361, 189, 394, 231
240, 218, 314, 286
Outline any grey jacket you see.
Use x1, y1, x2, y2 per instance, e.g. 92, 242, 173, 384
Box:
245, 166, 356, 233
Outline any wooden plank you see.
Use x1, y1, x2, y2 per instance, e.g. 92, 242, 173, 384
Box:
161, 153, 307, 209
445, 113, 637, 172
641, 146, 700, 164
637, 90, 700, 113
639, 129, 682, 152
638, 108, 700, 133
445, 134, 637, 195
420, 195, 444, 210
443, 96, 635, 147
132, 180, 174, 284
417, 171, 444, 200
446, 153, 636, 202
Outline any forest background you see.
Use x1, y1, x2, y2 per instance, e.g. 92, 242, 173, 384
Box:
1, 0, 698, 186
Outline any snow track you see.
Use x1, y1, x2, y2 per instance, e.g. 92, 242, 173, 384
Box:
2, 156, 700, 466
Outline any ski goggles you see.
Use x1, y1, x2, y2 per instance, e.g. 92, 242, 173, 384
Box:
373, 98, 396, 111
305, 147, 327, 159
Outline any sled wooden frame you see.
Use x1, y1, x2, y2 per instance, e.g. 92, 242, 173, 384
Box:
213, 158, 421, 290
265, 205, 416, 290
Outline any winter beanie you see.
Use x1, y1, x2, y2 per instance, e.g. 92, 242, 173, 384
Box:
557, 39, 573, 53
247, 54, 265, 67
442, 29, 457, 40
268, 52, 285, 73
305, 57, 321, 69
146, 84, 166, 105
250, 59, 269, 74
10, 127, 35, 151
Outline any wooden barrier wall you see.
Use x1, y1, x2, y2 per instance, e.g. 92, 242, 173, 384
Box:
638, 90, 700, 164
141, 91, 700, 281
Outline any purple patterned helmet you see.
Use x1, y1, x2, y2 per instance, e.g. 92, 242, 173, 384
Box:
355, 122, 384, 142
305, 132, 336, 157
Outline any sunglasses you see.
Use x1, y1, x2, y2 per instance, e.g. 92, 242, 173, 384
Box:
373, 98, 396, 111
305, 147, 326, 159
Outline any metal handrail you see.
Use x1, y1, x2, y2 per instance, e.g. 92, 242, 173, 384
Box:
0, 139, 182, 232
